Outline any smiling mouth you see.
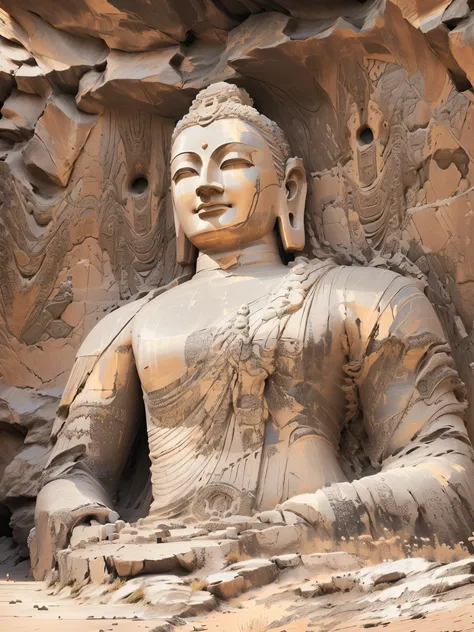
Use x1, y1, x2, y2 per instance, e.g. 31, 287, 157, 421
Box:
195, 203, 231, 218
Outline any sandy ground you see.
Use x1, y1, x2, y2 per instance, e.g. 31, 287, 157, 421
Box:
2, 561, 474, 632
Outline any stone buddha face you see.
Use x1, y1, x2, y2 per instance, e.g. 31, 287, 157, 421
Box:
171, 118, 283, 252
170, 83, 307, 262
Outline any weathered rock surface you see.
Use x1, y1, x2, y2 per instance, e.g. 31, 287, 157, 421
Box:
76, 48, 195, 117
39, 523, 474, 622
2, 9, 108, 91
0, 386, 57, 550
353, 558, 440, 591
301, 551, 363, 574
226, 558, 279, 590
5, 547, 474, 630
272, 553, 301, 569
206, 570, 245, 599
59, 538, 235, 585
23, 94, 98, 186
0, 89, 46, 143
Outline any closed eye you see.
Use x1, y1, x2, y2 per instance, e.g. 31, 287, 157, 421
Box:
220, 157, 254, 170
172, 167, 198, 183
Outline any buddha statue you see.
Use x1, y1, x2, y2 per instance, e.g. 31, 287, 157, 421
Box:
32, 82, 474, 581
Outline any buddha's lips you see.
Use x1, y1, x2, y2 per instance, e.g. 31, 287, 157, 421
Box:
196, 203, 231, 217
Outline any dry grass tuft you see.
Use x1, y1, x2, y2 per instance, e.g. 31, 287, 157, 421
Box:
301, 529, 472, 566
239, 615, 267, 632
125, 587, 145, 603
190, 578, 208, 591
68, 577, 90, 597
107, 577, 126, 592
225, 551, 252, 564
69, 581, 83, 596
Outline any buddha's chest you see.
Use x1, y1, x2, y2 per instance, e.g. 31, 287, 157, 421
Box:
132, 274, 288, 394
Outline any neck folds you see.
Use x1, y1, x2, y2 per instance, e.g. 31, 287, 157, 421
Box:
195, 232, 285, 276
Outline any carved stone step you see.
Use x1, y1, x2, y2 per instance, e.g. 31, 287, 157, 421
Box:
58, 539, 236, 585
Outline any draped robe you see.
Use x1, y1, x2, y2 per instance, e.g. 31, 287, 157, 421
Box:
41, 258, 474, 544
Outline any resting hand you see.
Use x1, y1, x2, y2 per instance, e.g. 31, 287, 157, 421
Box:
32, 478, 117, 580
278, 490, 337, 538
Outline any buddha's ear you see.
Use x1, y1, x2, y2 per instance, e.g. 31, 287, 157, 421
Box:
174, 207, 196, 266
277, 157, 307, 251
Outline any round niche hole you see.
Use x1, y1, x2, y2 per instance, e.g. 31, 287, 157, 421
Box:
130, 175, 149, 195
357, 125, 374, 146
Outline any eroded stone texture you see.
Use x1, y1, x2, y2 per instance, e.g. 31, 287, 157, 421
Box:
0, 386, 57, 551
0, 89, 46, 144
0, 108, 180, 391
23, 95, 98, 186
76, 48, 195, 117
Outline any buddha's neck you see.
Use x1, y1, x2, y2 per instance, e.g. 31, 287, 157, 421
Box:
195, 233, 287, 277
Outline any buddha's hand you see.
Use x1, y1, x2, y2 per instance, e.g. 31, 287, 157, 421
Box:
256, 490, 336, 538
256, 508, 306, 526
277, 490, 336, 538
48, 503, 119, 554
34, 497, 117, 565
32, 481, 119, 580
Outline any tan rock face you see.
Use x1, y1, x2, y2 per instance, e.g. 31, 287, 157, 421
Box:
23, 95, 98, 186
1, 0, 474, 565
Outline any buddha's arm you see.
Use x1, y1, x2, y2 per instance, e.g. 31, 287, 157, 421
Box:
281, 281, 474, 543
33, 303, 144, 580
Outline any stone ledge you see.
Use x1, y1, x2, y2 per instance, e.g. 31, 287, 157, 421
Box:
58, 539, 236, 585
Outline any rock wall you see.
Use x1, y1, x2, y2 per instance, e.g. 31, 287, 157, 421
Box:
1, 0, 474, 551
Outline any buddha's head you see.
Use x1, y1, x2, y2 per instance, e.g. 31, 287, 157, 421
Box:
171, 82, 307, 264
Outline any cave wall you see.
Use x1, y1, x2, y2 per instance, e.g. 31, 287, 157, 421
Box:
1, 0, 474, 550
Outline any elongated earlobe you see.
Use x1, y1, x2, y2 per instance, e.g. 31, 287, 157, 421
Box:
277, 157, 307, 251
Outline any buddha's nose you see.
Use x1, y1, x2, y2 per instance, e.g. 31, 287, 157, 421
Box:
196, 182, 224, 199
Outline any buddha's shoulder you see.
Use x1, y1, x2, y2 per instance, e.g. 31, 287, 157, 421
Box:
325, 263, 423, 302
77, 273, 195, 356
77, 295, 151, 357
304, 263, 428, 344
